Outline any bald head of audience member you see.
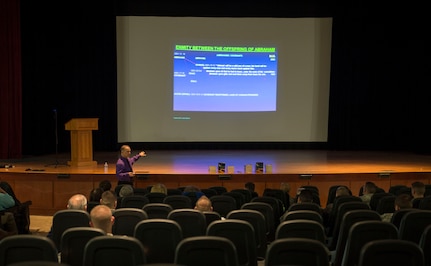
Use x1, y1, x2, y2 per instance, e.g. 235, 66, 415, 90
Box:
195, 196, 213, 212
100, 190, 117, 211
90, 205, 115, 235
67, 194, 88, 210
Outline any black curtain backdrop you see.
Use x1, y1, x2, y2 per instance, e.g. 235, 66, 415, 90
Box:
6, 0, 429, 158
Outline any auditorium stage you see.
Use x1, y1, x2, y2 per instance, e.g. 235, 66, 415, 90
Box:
1, 149, 431, 215
2, 149, 431, 175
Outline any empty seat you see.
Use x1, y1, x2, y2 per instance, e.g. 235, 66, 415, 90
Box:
208, 186, 228, 195
60, 227, 105, 266
50, 209, 91, 251
369, 192, 393, 211
419, 224, 431, 266
419, 196, 431, 210
120, 195, 150, 209
112, 208, 148, 236
142, 203, 173, 219
341, 220, 398, 266
133, 187, 148, 196
226, 209, 268, 260
375, 195, 396, 215
275, 219, 326, 244
168, 209, 206, 239
0, 235, 58, 266
201, 188, 218, 198
251, 196, 284, 222
242, 202, 275, 241
287, 202, 323, 214
231, 189, 253, 203
163, 195, 192, 210
145, 192, 167, 203
280, 210, 323, 224
327, 201, 370, 251
390, 208, 417, 229
331, 209, 381, 266
207, 219, 257, 266
174, 236, 239, 266
223, 192, 246, 210
326, 196, 363, 237
134, 219, 183, 264
389, 185, 410, 196
203, 211, 222, 228
398, 210, 431, 244
358, 239, 424, 266
263, 188, 290, 212
265, 238, 330, 266
167, 188, 183, 196
83, 235, 146, 266
211, 195, 238, 217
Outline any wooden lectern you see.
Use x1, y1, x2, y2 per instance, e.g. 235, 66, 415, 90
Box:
65, 118, 99, 167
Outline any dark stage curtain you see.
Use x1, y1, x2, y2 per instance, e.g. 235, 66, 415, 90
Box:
10, 0, 431, 157
0, 0, 22, 159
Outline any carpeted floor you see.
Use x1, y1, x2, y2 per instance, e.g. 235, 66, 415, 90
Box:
29, 215, 52, 236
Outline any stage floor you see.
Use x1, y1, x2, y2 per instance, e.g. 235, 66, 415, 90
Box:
1, 149, 431, 175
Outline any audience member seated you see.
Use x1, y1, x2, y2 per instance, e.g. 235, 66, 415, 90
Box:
47, 194, 88, 239
245, 182, 259, 199
296, 189, 315, 204
323, 186, 350, 214
89, 187, 104, 202
100, 190, 117, 213
0, 185, 15, 211
322, 185, 350, 225
182, 185, 205, 206
150, 183, 168, 195
0, 211, 18, 240
381, 193, 412, 222
411, 181, 425, 200
0, 181, 32, 234
280, 182, 295, 205
99, 180, 113, 192
194, 196, 213, 212
119, 185, 134, 197
182, 185, 204, 197
89, 205, 115, 235
360, 181, 377, 205
182, 185, 205, 207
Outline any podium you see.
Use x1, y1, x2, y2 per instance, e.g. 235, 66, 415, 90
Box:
65, 118, 98, 167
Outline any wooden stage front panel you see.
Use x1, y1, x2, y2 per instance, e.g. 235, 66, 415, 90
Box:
1, 150, 431, 215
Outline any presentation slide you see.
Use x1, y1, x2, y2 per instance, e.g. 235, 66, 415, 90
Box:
173, 45, 277, 112
116, 16, 332, 143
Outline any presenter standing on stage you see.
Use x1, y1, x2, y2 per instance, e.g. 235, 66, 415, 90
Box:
116, 145, 146, 186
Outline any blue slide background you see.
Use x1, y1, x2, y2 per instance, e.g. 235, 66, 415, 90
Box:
173, 47, 277, 112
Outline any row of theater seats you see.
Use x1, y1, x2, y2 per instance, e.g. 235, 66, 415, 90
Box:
3, 184, 431, 265
285, 196, 431, 266
1, 210, 430, 266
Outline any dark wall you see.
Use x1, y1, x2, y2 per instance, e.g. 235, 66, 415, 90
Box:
20, 0, 430, 155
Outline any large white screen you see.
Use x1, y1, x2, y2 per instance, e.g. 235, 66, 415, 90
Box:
116, 16, 332, 142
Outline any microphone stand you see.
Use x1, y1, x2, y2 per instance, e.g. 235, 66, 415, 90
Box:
45, 109, 69, 168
